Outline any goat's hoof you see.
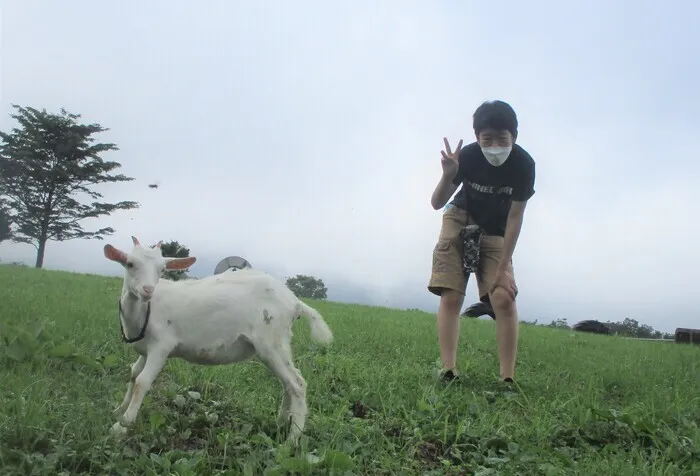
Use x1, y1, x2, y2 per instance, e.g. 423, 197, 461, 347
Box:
284, 433, 302, 447
277, 414, 291, 428
109, 422, 128, 439
118, 415, 135, 428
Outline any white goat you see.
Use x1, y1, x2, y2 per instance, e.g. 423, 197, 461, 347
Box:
103, 236, 333, 444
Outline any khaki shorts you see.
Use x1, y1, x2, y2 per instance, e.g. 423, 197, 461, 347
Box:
428, 205, 514, 301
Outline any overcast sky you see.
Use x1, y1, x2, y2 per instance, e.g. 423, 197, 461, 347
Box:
1, 0, 698, 333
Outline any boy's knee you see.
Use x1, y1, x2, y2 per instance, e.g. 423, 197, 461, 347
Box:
490, 287, 515, 311
440, 289, 464, 312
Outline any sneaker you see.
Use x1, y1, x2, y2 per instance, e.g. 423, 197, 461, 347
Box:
462, 301, 496, 320
502, 377, 517, 392
439, 368, 459, 382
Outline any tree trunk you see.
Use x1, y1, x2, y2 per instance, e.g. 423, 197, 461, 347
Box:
35, 237, 47, 268
34, 190, 54, 269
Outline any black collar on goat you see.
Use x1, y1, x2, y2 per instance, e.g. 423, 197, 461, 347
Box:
118, 300, 151, 343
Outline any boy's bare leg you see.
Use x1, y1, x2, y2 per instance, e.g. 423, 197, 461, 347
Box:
437, 289, 465, 370
490, 287, 519, 380
478, 235, 519, 382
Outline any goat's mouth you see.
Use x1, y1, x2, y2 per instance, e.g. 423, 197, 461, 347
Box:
130, 289, 153, 302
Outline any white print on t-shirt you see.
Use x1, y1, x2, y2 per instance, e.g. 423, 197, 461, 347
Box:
467, 181, 513, 195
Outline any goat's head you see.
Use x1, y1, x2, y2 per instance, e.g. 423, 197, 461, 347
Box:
103, 236, 197, 301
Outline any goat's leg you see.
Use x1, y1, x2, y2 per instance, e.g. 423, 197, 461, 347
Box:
261, 339, 295, 427
274, 341, 297, 428
113, 355, 146, 417
115, 350, 169, 429
277, 391, 292, 428
257, 342, 307, 444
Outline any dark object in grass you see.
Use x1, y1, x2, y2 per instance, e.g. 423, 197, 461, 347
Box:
674, 327, 700, 345
462, 301, 496, 320
572, 320, 612, 335
440, 369, 458, 382
350, 400, 367, 418
415, 439, 445, 462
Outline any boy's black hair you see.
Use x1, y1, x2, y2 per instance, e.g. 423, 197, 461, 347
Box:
472, 100, 518, 139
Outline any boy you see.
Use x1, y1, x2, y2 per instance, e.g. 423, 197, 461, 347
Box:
428, 100, 536, 384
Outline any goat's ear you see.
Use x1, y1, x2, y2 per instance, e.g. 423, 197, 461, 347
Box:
104, 244, 127, 265
165, 256, 197, 270
131, 236, 141, 246
155, 240, 163, 248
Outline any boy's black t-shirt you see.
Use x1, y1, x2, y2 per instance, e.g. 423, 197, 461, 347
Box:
448, 142, 536, 237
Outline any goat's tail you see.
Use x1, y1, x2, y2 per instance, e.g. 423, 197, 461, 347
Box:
298, 301, 333, 346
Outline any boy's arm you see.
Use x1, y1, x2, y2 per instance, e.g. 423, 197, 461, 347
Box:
432, 137, 465, 209
497, 159, 536, 272
497, 200, 527, 272
431, 174, 459, 210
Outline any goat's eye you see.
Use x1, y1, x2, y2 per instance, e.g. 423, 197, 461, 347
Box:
126, 262, 134, 269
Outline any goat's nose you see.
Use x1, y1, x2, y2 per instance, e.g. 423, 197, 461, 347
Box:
143, 285, 154, 295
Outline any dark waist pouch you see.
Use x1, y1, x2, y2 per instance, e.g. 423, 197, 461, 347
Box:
459, 224, 483, 276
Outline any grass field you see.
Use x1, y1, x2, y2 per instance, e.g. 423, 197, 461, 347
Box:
0, 264, 698, 475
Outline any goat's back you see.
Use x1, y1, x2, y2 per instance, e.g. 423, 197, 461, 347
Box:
151, 269, 303, 361
208, 268, 297, 300
156, 268, 301, 321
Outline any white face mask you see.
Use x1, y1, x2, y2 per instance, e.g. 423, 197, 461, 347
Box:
481, 146, 512, 166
